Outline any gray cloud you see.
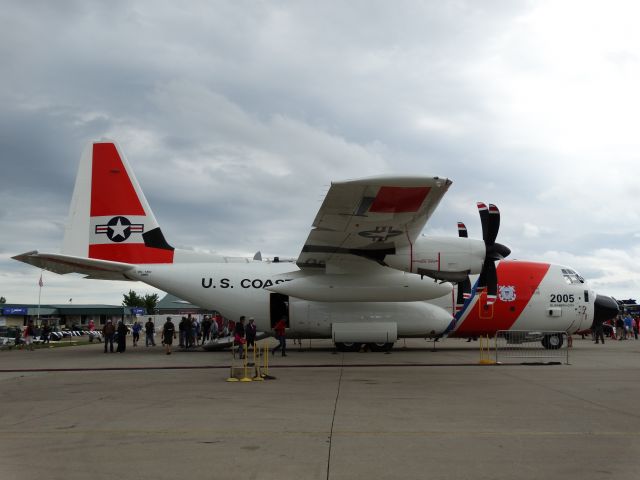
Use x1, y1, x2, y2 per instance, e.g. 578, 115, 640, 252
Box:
2, 0, 639, 303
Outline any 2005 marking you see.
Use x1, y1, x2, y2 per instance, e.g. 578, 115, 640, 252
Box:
550, 293, 574, 303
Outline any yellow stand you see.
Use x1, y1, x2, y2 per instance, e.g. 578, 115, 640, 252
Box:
226, 339, 240, 381
261, 342, 276, 379
478, 335, 496, 365
252, 341, 264, 381
240, 343, 252, 382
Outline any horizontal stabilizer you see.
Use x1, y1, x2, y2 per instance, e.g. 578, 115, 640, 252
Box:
12, 251, 136, 281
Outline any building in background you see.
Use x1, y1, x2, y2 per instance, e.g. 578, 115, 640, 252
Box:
0, 304, 144, 329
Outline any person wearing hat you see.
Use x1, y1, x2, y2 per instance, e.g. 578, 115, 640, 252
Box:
102, 318, 115, 353
245, 317, 257, 351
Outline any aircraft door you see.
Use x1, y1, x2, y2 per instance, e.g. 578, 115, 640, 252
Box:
478, 293, 494, 320
569, 290, 590, 331
270, 293, 289, 328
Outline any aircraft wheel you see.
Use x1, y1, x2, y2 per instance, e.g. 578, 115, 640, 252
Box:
541, 334, 563, 350
335, 342, 361, 352
368, 342, 394, 352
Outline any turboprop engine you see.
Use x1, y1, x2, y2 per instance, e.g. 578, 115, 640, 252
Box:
384, 235, 486, 283
383, 202, 511, 304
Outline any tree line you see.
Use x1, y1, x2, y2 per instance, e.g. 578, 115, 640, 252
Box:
122, 290, 159, 313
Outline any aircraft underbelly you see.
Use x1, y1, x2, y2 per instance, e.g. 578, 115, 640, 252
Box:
289, 300, 452, 338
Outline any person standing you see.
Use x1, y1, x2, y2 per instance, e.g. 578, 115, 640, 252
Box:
195, 317, 202, 346
624, 314, 633, 341
162, 317, 176, 355
187, 314, 197, 348
245, 317, 257, 351
23, 320, 35, 351
145, 318, 156, 347
116, 320, 128, 353
235, 316, 246, 358
132, 321, 141, 347
202, 316, 212, 343
616, 315, 625, 340
41, 321, 51, 344
102, 319, 115, 353
271, 316, 288, 357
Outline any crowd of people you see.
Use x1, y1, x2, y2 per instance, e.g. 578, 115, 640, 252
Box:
98, 313, 289, 356
591, 313, 639, 344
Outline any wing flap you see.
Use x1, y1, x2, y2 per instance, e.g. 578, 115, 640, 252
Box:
298, 176, 451, 269
12, 251, 136, 281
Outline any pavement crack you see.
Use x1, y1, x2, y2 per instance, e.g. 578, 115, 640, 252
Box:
326, 353, 344, 480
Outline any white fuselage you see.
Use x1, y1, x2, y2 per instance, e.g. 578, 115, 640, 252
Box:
128, 259, 595, 340
129, 261, 454, 338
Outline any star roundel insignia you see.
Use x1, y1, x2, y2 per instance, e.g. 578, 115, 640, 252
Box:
95, 216, 144, 242
357, 226, 403, 242
107, 216, 132, 242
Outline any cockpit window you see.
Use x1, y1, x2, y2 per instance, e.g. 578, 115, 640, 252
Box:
561, 268, 584, 284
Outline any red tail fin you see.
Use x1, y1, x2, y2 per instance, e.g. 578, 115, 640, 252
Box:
64, 141, 174, 264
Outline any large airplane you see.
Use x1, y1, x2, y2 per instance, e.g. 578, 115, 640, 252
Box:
13, 141, 619, 351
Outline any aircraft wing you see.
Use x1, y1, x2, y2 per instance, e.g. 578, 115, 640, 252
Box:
297, 175, 452, 269
12, 251, 137, 281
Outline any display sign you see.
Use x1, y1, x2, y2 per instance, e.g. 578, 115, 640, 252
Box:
2, 307, 28, 315
131, 308, 145, 315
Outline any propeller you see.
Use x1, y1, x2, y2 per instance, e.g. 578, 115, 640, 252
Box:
455, 204, 511, 309
476, 203, 511, 304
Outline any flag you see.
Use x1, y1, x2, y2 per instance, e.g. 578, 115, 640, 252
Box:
38, 273, 43, 288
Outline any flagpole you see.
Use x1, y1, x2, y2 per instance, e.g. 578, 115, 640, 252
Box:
37, 270, 43, 327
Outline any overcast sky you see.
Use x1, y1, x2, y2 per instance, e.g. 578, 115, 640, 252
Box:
2, 0, 640, 305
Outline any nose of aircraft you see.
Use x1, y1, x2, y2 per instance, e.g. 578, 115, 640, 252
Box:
592, 294, 620, 328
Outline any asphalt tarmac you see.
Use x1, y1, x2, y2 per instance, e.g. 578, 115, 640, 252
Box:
1, 336, 639, 480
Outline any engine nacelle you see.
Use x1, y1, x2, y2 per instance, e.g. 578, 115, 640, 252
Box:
385, 236, 485, 282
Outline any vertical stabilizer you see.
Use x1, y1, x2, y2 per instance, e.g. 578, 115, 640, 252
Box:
62, 140, 174, 264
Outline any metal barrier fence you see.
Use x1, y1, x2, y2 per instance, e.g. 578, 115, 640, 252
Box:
494, 330, 570, 365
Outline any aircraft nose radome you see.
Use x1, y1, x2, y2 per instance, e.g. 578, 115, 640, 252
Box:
593, 294, 620, 325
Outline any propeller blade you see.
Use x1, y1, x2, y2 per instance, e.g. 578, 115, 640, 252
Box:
487, 204, 500, 246
477, 266, 487, 292
462, 277, 471, 300
477, 202, 490, 244
485, 260, 497, 304
456, 277, 471, 306
476, 259, 497, 303
457, 222, 468, 238
477, 202, 500, 246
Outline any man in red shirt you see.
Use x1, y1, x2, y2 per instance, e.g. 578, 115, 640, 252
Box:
271, 316, 288, 357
